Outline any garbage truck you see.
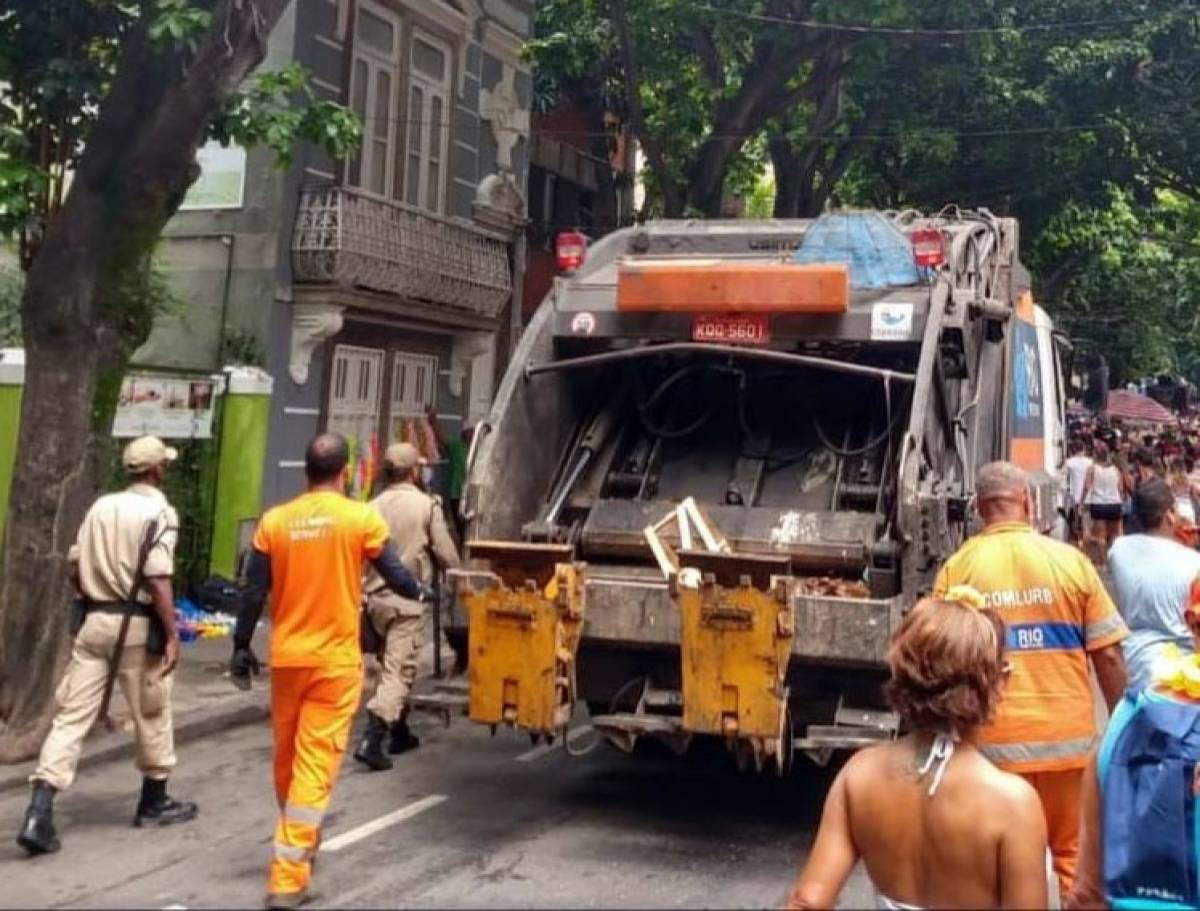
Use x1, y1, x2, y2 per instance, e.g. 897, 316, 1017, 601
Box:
433, 209, 1070, 773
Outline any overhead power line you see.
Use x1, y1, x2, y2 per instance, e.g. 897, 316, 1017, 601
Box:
690, 5, 1159, 37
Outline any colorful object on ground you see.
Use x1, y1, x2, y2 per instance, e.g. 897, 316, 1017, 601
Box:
174, 598, 237, 644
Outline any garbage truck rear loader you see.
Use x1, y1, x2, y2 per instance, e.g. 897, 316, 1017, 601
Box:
441, 210, 1068, 772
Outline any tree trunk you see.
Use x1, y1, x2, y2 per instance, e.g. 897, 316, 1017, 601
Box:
688, 138, 738, 218
0, 346, 106, 759
610, 0, 686, 218
771, 137, 802, 218
0, 0, 292, 761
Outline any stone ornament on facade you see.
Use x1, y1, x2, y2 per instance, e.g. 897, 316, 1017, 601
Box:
479, 66, 529, 175
289, 302, 345, 385
473, 173, 526, 234
475, 65, 529, 235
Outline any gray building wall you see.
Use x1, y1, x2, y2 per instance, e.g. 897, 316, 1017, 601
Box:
149, 0, 533, 511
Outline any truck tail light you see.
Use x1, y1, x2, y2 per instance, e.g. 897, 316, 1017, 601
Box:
909, 227, 946, 269
556, 230, 587, 272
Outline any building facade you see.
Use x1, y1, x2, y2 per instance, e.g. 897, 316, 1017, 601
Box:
136, 0, 532, 564
522, 105, 635, 317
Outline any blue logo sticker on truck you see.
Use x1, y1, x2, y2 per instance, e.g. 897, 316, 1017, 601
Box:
1012, 320, 1044, 439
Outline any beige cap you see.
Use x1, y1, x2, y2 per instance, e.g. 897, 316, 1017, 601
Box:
383, 442, 425, 471
122, 436, 178, 474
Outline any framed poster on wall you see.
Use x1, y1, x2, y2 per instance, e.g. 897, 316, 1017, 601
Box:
112, 372, 225, 439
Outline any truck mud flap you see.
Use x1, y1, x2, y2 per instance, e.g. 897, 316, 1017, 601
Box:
458, 542, 586, 738
673, 552, 795, 774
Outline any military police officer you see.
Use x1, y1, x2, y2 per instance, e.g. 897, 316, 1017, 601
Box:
17, 436, 198, 856
354, 442, 461, 770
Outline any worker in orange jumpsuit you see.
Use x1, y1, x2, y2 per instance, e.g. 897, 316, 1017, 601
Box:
229, 433, 428, 909
934, 461, 1128, 897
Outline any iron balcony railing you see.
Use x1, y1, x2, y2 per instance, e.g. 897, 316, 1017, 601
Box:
292, 186, 512, 319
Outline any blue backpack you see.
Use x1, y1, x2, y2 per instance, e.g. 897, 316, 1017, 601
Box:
1099, 689, 1200, 910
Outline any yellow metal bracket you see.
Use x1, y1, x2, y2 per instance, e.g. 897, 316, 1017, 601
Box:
460, 542, 586, 738
673, 551, 795, 773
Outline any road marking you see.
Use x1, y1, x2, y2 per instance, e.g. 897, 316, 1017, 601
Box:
322, 794, 447, 852
515, 725, 593, 763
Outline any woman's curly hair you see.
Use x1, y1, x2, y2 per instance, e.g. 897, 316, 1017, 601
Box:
884, 596, 1008, 739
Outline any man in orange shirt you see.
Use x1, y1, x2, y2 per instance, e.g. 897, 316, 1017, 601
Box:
934, 461, 1128, 894
230, 433, 427, 909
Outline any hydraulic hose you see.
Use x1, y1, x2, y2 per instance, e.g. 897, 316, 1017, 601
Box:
813, 406, 907, 457
637, 364, 734, 440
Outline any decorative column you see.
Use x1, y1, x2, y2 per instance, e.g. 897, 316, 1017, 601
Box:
0, 348, 24, 554
209, 366, 274, 579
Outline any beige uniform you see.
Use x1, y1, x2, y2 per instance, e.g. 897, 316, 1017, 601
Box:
33, 484, 179, 791
364, 483, 460, 723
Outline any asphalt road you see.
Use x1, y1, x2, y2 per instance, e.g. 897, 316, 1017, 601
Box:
0, 701, 872, 910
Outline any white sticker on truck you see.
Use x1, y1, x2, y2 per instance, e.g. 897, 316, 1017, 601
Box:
870, 303, 914, 340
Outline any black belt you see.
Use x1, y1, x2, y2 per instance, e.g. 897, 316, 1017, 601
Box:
85, 601, 154, 618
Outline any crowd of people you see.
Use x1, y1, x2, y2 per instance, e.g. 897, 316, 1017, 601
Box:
1063, 419, 1200, 564
791, 447, 1200, 910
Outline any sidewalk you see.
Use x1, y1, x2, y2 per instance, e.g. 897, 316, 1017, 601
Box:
0, 622, 457, 793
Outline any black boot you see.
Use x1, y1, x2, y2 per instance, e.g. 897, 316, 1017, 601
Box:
133, 777, 198, 828
387, 712, 420, 756
353, 712, 393, 771
17, 780, 60, 856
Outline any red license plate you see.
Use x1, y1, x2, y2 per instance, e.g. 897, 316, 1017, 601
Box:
692, 314, 771, 345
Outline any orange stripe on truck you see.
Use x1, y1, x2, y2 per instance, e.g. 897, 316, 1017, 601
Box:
1016, 290, 1036, 322
616, 260, 850, 313
1010, 437, 1045, 471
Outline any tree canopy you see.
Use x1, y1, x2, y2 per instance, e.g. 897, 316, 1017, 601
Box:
530, 0, 1200, 384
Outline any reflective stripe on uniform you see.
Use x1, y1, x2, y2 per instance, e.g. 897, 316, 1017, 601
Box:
1006, 622, 1084, 652
273, 842, 310, 862
1085, 612, 1127, 644
283, 802, 326, 826
982, 734, 1096, 766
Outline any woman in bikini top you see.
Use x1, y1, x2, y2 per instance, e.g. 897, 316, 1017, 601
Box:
786, 588, 1053, 910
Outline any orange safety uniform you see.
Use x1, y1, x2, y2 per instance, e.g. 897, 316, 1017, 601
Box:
934, 521, 1128, 892
252, 491, 390, 898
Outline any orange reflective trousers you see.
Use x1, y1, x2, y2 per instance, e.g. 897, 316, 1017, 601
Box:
1023, 767, 1085, 896
268, 666, 362, 898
